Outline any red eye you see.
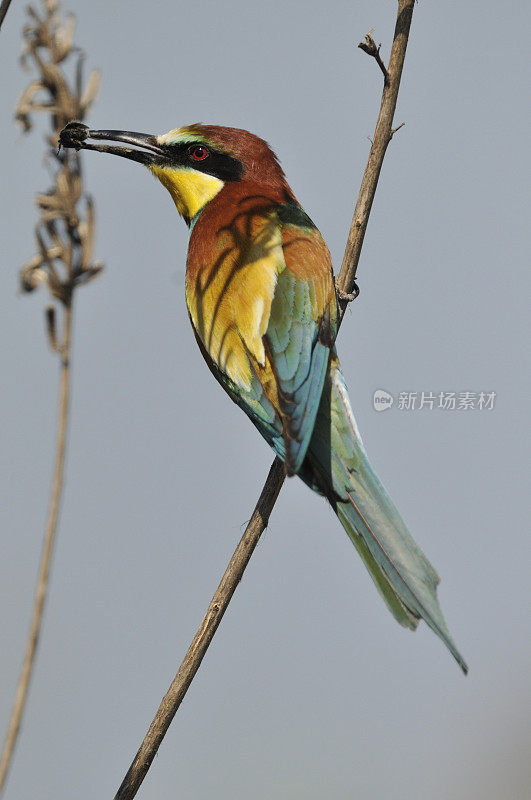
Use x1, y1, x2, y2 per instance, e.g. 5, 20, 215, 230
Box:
190, 145, 209, 161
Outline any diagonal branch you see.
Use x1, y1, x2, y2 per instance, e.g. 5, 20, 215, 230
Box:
0, 0, 14, 33
115, 458, 285, 800
114, 2, 416, 798
338, 0, 415, 308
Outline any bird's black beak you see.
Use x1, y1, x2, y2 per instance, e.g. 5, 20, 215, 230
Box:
59, 122, 169, 166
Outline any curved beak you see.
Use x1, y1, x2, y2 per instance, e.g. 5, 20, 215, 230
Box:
59, 123, 169, 166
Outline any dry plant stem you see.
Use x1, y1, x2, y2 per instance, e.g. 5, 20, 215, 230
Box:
1, 2, 101, 791
0, 302, 72, 796
0, 0, 14, 32
115, 2, 415, 797
114, 458, 285, 800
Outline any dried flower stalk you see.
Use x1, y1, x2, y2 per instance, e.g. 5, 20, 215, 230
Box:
0, 1, 101, 793
17, 0, 102, 303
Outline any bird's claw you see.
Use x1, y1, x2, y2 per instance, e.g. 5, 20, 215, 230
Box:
335, 279, 360, 302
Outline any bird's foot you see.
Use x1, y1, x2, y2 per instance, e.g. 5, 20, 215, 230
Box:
335, 279, 359, 302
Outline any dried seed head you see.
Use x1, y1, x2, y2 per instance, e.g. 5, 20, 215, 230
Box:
17, 0, 103, 314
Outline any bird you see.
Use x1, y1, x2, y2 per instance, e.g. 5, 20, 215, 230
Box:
59, 121, 467, 673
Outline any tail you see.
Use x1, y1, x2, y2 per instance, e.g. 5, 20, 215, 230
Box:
302, 354, 468, 674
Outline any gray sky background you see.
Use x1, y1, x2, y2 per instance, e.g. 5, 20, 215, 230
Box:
1, 1, 529, 798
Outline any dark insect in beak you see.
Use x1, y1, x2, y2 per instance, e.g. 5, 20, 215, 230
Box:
59, 121, 169, 166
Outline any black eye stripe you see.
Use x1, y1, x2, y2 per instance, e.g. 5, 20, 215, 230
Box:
163, 141, 243, 182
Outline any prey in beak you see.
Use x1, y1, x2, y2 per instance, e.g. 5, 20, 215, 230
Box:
59, 121, 169, 166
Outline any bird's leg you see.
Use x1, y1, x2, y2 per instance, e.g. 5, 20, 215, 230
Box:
335, 277, 359, 302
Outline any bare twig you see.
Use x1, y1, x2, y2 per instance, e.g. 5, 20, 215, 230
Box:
358, 32, 390, 86
113, 1, 416, 797
390, 121, 406, 138
0, 0, 14, 32
0, 1, 101, 793
337, 0, 414, 308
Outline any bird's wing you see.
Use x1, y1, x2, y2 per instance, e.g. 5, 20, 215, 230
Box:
186, 193, 337, 472
264, 203, 337, 474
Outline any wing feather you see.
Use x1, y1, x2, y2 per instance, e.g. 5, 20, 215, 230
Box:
264, 205, 337, 474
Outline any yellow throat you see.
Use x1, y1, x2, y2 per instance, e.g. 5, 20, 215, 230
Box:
150, 164, 224, 221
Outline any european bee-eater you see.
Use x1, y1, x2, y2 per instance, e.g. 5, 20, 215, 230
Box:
60, 121, 467, 673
